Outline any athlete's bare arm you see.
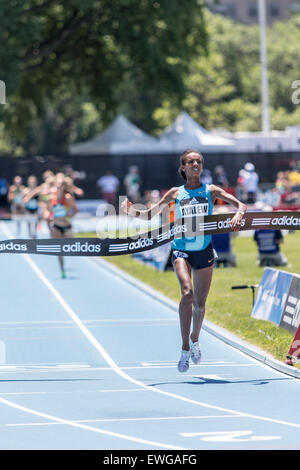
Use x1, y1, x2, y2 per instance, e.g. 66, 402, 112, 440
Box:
22, 184, 44, 203
121, 187, 179, 220
65, 193, 79, 218
7, 185, 16, 202
209, 184, 247, 231
210, 184, 247, 210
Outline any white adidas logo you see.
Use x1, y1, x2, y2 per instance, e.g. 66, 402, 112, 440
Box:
190, 197, 199, 205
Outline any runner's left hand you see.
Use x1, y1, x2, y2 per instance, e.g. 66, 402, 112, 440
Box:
230, 212, 243, 232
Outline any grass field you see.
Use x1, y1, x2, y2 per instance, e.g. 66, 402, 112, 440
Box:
79, 229, 300, 365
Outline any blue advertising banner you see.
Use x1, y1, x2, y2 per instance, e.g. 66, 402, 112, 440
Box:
251, 268, 293, 325
280, 275, 300, 334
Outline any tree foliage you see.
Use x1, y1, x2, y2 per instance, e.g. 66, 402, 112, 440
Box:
154, 11, 300, 133
1, 4, 300, 155
0, 0, 207, 154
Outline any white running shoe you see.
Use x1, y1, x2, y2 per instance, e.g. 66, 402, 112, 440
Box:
190, 339, 202, 365
177, 350, 190, 373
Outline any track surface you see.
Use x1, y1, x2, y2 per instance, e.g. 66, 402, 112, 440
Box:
0, 220, 299, 450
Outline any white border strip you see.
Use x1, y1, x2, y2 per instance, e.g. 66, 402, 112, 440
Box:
1, 222, 300, 443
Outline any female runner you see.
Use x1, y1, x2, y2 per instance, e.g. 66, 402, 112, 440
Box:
8, 175, 26, 237
122, 150, 247, 372
44, 174, 78, 278
24, 175, 40, 238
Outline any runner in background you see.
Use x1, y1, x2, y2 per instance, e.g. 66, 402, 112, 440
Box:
7, 175, 26, 237
23, 171, 83, 232
43, 174, 78, 279
24, 175, 40, 238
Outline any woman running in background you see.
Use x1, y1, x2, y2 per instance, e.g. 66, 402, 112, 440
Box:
24, 175, 40, 238
7, 175, 26, 237
44, 174, 78, 279
23, 171, 83, 232
122, 149, 247, 373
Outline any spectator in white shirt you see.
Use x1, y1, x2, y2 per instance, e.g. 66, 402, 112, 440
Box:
97, 170, 119, 207
242, 162, 259, 204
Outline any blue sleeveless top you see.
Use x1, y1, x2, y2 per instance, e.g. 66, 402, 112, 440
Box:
172, 184, 213, 252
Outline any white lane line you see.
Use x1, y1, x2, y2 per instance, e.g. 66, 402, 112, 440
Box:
0, 395, 186, 449
0, 318, 178, 327
0, 363, 259, 373
1, 222, 300, 437
0, 389, 147, 397
5, 414, 241, 427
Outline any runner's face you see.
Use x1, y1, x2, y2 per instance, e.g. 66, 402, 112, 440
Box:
14, 177, 22, 186
182, 153, 203, 179
28, 177, 37, 188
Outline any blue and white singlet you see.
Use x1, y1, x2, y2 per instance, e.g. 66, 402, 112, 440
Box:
171, 184, 213, 252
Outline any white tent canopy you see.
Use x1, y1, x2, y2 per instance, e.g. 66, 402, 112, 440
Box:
159, 111, 235, 153
69, 114, 169, 155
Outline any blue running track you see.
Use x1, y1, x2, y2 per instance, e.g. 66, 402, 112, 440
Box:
0, 219, 299, 451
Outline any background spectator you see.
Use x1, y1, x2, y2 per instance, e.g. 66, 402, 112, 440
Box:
242, 162, 259, 204
97, 170, 119, 208
214, 165, 228, 187
123, 165, 142, 203
275, 171, 290, 195
235, 169, 248, 203
200, 168, 212, 184
254, 229, 288, 267
288, 160, 300, 187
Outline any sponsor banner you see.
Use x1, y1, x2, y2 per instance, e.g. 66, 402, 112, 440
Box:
251, 267, 300, 335
0, 239, 106, 256
204, 211, 300, 233
251, 268, 292, 326
0, 211, 299, 257
280, 276, 300, 335
0, 241, 28, 253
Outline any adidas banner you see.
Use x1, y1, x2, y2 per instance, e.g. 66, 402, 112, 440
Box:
251, 267, 300, 335
1, 211, 300, 257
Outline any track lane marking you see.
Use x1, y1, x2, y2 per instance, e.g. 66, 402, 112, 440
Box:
0, 395, 187, 449
4, 414, 240, 427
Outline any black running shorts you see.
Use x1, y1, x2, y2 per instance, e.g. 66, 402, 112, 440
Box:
171, 242, 216, 270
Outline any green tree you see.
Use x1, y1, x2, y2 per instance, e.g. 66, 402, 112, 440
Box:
153, 12, 261, 132
153, 10, 300, 133
267, 16, 300, 116
0, 0, 208, 153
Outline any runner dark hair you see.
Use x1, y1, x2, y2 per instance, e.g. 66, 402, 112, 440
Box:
178, 149, 204, 181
